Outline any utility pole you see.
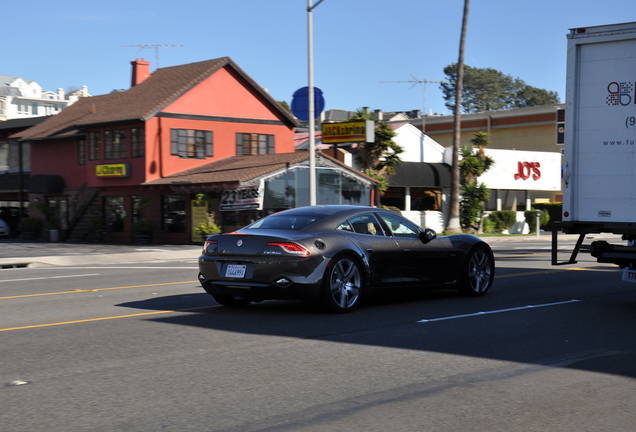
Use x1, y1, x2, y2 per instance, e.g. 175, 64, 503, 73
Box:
379, 75, 445, 133
307, 0, 326, 206
122, 44, 182, 68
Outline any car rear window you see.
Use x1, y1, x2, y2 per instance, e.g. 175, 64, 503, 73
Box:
247, 215, 321, 231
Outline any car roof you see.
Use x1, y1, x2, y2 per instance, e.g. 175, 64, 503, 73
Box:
275, 205, 377, 218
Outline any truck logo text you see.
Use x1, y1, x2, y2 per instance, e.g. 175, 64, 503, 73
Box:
606, 82, 635, 106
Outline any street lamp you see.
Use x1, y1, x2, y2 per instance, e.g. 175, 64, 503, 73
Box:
307, 0, 325, 206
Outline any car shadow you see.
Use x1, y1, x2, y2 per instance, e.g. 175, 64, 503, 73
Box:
116, 267, 636, 380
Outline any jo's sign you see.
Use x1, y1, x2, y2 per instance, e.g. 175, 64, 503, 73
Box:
514, 162, 541, 180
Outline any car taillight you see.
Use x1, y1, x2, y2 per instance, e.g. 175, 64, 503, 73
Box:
265, 242, 310, 256
203, 239, 218, 254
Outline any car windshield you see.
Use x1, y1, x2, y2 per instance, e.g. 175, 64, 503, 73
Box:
247, 214, 322, 231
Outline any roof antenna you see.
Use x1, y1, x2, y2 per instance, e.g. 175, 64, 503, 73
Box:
122, 44, 183, 69
379, 75, 445, 132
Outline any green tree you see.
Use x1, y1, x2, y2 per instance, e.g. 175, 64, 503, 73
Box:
441, 64, 560, 113
459, 131, 494, 231
347, 109, 403, 192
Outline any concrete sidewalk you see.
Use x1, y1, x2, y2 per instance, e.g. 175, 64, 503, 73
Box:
0, 232, 620, 268
0, 240, 203, 268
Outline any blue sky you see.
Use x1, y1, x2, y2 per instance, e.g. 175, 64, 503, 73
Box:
5, 1, 636, 116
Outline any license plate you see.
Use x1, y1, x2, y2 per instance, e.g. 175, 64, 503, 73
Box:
622, 267, 636, 283
225, 264, 246, 278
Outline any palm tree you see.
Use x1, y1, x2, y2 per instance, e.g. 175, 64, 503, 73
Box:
447, 0, 470, 233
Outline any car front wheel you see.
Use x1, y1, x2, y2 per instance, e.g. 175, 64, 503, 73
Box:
457, 245, 494, 297
323, 255, 363, 313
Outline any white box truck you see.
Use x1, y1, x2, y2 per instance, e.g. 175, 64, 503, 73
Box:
553, 22, 636, 282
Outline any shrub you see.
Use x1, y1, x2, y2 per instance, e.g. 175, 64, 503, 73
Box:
524, 208, 551, 232
488, 210, 517, 232
18, 217, 44, 233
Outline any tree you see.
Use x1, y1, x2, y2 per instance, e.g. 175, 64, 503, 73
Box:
459, 131, 494, 231
347, 109, 403, 192
441, 64, 560, 113
446, 0, 470, 234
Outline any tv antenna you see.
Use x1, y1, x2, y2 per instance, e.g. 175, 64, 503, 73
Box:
122, 44, 183, 68
379, 75, 446, 131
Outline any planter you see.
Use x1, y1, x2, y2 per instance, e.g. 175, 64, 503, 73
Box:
21, 231, 40, 241
134, 233, 153, 245
87, 231, 105, 243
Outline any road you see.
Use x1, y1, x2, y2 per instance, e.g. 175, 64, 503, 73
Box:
1, 237, 635, 431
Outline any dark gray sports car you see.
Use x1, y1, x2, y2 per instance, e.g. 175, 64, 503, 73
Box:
198, 205, 494, 313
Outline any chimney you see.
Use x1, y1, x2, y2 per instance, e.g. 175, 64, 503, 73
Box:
131, 58, 151, 87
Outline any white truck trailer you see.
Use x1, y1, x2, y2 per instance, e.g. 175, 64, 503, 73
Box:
553, 22, 636, 282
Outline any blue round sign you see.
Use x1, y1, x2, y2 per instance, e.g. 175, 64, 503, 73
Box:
291, 86, 325, 121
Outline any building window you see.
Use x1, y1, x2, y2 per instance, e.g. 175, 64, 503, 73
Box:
104, 196, 125, 232
88, 131, 101, 160
162, 194, 186, 232
104, 129, 127, 160
78, 139, 86, 165
131, 127, 145, 158
170, 129, 212, 159
236, 133, 275, 156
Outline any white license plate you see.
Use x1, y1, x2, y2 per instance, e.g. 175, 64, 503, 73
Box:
622, 267, 636, 283
225, 264, 246, 278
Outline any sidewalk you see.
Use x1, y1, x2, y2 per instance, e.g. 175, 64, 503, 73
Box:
0, 232, 620, 269
0, 239, 203, 268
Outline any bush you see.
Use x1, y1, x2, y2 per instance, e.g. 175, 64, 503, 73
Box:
533, 202, 562, 230
18, 217, 44, 233
488, 210, 517, 232
524, 208, 551, 232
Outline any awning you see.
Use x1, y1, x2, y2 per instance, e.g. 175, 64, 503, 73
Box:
29, 174, 65, 194
388, 162, 451, 188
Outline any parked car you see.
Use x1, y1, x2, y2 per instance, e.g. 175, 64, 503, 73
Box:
0, 218, 9, 236
198, 205, 495, 313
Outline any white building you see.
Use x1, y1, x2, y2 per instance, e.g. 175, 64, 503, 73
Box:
0, 75, 89, 121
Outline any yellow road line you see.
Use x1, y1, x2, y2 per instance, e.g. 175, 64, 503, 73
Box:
0, 306, 211, 332
0, 280, 198, 300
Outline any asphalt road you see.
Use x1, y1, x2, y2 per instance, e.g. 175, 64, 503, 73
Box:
1, 236, 635, 431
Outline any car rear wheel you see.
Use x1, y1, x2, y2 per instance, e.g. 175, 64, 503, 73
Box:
212, 294, 252, 307
323, 255, 363, 313
457, 245, 494, 297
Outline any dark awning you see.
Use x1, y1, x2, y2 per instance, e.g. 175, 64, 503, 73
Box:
388, 162, 451, 188
29, 174, 65, 194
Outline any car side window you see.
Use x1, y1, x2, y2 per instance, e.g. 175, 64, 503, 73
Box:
378, 213, 420, 238
347, 213, 385, 236
336, 220, 354, 232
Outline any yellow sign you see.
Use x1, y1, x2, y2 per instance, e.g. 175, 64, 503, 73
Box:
322, 120, 375, 144
96, 164, 130, 178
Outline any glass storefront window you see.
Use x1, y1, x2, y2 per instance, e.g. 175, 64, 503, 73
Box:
263, 167, 370, 210
104, 196, 125, 232
162, 195, 186, 232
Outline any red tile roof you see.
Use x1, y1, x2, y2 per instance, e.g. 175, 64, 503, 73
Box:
142, 151, 379, 187
14, 57, 297, 141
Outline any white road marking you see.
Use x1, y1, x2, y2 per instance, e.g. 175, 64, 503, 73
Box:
417, 299, 581, 323
0, 273, 100, 283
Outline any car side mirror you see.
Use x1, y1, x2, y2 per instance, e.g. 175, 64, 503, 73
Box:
419, 228, 437, 244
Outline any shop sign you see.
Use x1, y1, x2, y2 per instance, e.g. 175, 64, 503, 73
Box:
96, 163, 130, 178
322, 120, 375, 144
477, 149, 561, 191
219, 181, 264, 211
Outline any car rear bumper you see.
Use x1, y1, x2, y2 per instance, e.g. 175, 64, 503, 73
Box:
198, 255, 328, 303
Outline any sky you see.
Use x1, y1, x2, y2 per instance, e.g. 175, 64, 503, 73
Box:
5, 1, 636, 117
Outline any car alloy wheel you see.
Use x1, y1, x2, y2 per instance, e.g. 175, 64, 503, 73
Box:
458, 245, 494, 297
325, 256, 362, 313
